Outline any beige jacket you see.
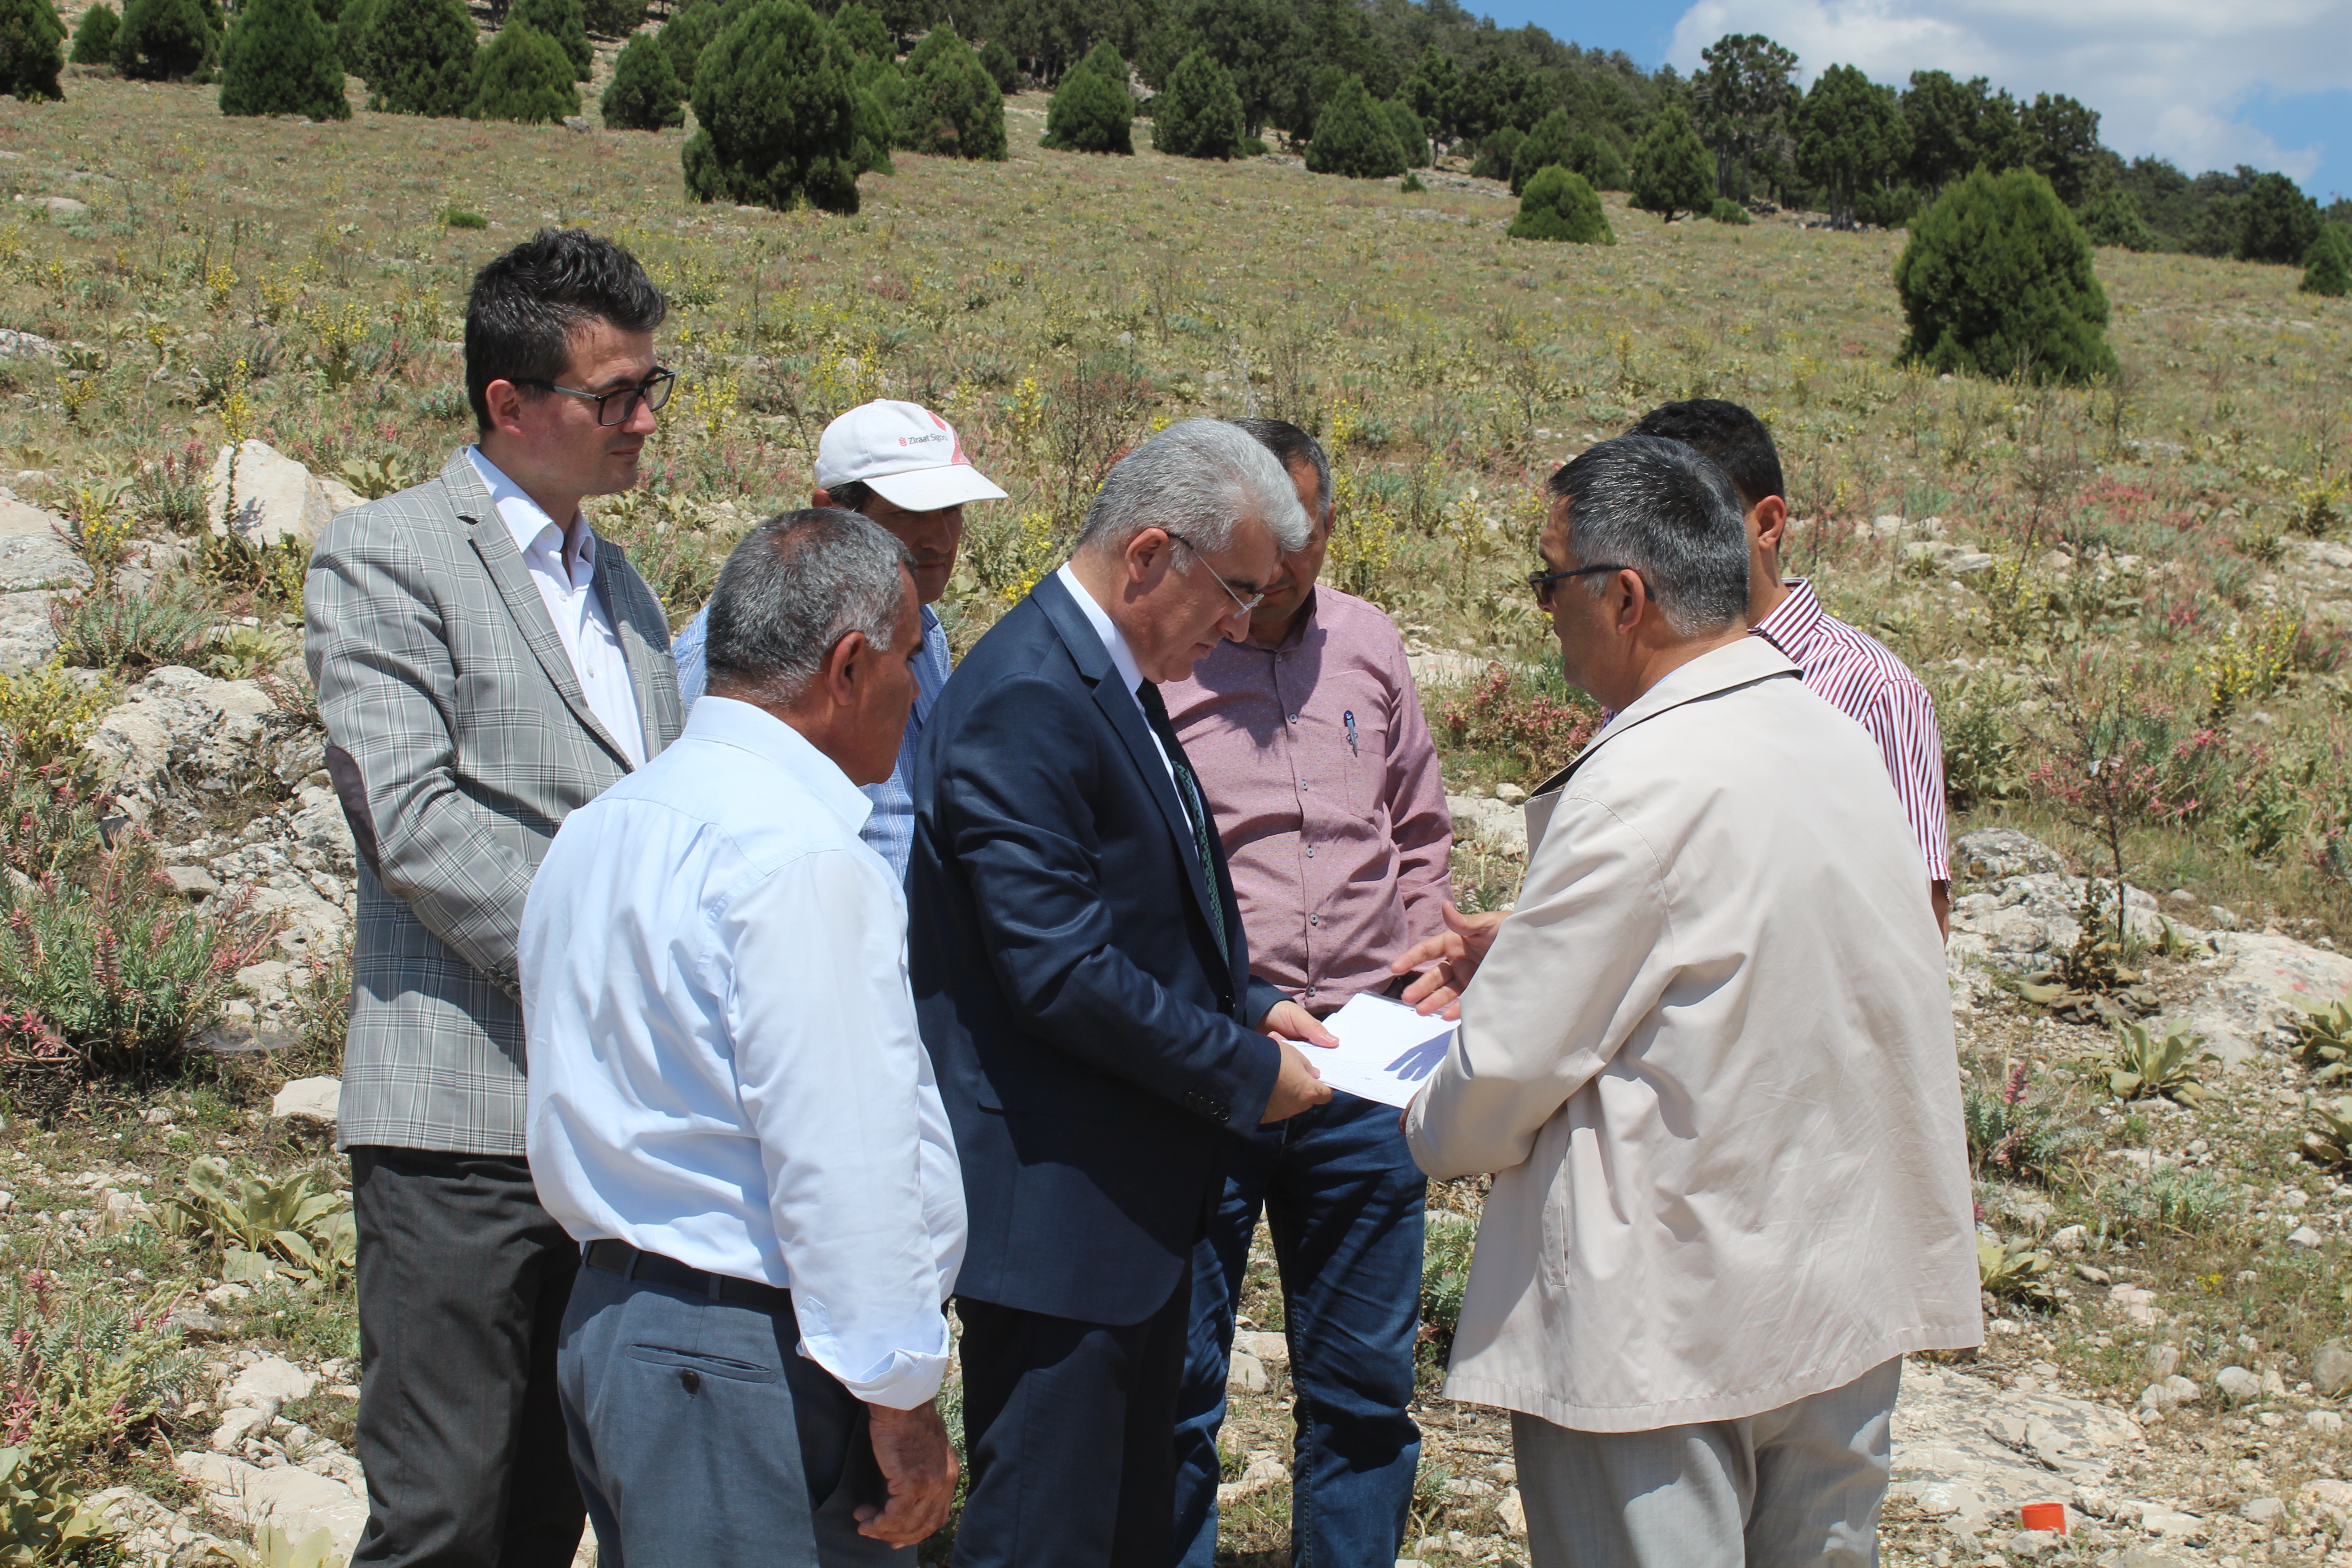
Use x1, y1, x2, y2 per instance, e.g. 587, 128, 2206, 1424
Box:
1406, 637, 1980, 1433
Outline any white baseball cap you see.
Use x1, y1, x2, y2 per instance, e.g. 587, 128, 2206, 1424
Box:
814, 399, 1008, 512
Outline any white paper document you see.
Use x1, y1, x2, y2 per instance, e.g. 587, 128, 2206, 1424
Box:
1304, 993, 1458, 1110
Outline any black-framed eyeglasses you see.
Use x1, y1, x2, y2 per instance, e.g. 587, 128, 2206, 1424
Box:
1164, 530, 1266, 616
514, 367, 677, 426
1528, 562, 1640, 608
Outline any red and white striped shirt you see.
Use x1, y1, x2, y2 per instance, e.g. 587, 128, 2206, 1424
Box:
1752, 578, 1950, 882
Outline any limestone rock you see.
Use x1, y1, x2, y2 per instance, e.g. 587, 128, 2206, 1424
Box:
2215, 1365, 2260, 1400
163, 866, 222, 899
1227, 1350, 1267, 1392
208, 441, 365, 550
2240, 1495, 2285, 1523
1890, 1362, 2138, 1534
2176, 931, 2352, 1072
85, 666, 282, 809
175, 1450, 367, 1556
225, 1355, 316, 1410
2139, 1375, 2199, 1411
34, 196, 88, 218
1446, 794, 1527, 857
0, 328, 55, 360
2313, 1338, 2352, 1395
0, 515, 88, 593
2143, 1343, 2180, 1382
210, 1404, 271, 1452
0, 588, 59, 671
271, 1077, 341, 1127
1954, 828, 2064, 881
1232, 1331, 1288, 1367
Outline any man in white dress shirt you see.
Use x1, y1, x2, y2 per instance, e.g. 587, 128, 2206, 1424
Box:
1393, 436, 1980, 1567
522, 509, 965, 1565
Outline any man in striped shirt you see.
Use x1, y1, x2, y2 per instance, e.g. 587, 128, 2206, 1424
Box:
1631, 400, 1951, 935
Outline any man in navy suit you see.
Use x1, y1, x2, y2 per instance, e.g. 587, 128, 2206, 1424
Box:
910, 419, 1339, 1568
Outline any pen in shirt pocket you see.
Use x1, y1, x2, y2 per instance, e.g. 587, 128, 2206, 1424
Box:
1343, 710, 1359, 758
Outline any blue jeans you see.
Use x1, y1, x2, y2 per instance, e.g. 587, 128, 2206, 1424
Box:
1170, 1090, 1426, 1568
557, 1259, 909, 1568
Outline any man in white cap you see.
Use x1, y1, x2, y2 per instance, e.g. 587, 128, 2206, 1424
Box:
672, 399, 1007, 879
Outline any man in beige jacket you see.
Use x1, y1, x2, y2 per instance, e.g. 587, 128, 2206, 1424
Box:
1395, 435, 1979, 1567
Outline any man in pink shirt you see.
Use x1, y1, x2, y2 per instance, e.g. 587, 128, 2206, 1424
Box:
1162, 418, 1453, 1568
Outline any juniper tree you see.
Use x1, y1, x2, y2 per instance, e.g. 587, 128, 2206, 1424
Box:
219, 0, 348, 117
470, 20, 577, 119
831, 0, 886, 59
1150, 48, 1240, 160
1510, 108, 1571, 196
1630, 102, 1711, 220
1382, 98, 1428, 167
1042, 40, 1131, 154
1564, 128, 1627, 191
2238, 171, 2320, 266
682, 0, 862, 213
1509, 165, 1612, 244
901, 28, 1004, 158
1303, 73, 1401, 179
332, 0, 373, 78
1794, 64, 1909, 227
659, 0, 743, 94
0, 0, 63, 98
2304, 225, 2352, 298
363, 0, 473, 113
1469, 125, 1519, 181
67, 0, 115, 67
977, 35, 1014, 93
2076, 187, 2155, 252
600, 29, 681, 129
1895, 166, 2118, 385
507, 0, 588, 78
116, 0, 220, 80
580, 0, 642, 38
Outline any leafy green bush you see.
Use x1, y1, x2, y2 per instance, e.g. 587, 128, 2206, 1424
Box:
0, 1273, 196, 1463
1631, 103, 1712, 221
1509, 108, 1572, 196
0, 0, 64, 99
900, 27, 1002, 159
1149, 47, 1240, 161
218, 0, 349, 120
506, 0, 588, 78
362, 0, 472, 114
48, 578, 211, 672
2077, 187, 2156, 251
2094, 1166, 2235, 1241
1976, 1237, 2058, 1308
579, 0, 642, 39
162, 1156, 357, 1290
831, 0, 886, 58
468, 22, 578, 122
2238, 171, 2319, 265
599, 29, 680, 129
1508, 165, 1612, 245
115, 0, 220, 81
977, 36, 1014, 94
1563, 128, 1627, 191
1962, 1063, 2095, 1184
67, 1, 116, 66
0, 1447, 113, 1561
1382, 98, 1427, 168
1416, 1210, 1475, 1381
1303, 73, 1401, 180
2303, 225, 2352, 298
682, 0, 862, 213
1041, 40, 1130, 155
657, 0, 730, 91
1469, 125, 1519, 182
0, 661, 114, 770
1895, 166, 2118, 384
2102, 1017, 2215, 1105
1708, 196, 1750, 225
330, 0, 372, 78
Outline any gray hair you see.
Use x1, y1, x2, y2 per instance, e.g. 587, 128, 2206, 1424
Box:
1226, 417, 1331, 522
703, 508, 911, 706
1076, 418, 1311, 564
1547, 435, 1749, 636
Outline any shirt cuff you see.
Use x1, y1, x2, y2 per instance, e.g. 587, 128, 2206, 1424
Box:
794, 1306, 953, 1411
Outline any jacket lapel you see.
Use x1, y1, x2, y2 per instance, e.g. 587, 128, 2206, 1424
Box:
445, 451, 636, 772
592, 540, 680, 757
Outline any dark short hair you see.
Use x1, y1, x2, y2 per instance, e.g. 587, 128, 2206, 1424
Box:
1548, 435, 1748, 636
704, 509, 911, 706
823, 479, 877, 514
1625, 399, 1784, 512
1226, 417, 1331, 521
464, 228, 668, 434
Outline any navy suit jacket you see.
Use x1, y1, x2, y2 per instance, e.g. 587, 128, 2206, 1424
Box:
909, 573, 1286, 1326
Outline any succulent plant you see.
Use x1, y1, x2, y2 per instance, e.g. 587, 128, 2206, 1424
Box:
2292, 995, 2352, 1086
1977, 1236, 2060, 1308
2300, 1096, 2352, 1172
2104, 1018, 2215, 1106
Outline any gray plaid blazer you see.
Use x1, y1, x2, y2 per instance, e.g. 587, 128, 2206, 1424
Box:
304, 449, 684, 1155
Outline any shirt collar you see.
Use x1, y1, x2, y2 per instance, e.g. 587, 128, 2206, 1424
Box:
1244, 586, 1320, 653
467, 446, 594, 573
680, 696, 876, 836
1751, 578, 1824, 664
1054, 561, 1148, 697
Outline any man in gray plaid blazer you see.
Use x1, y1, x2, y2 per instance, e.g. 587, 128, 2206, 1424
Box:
305, 230, 683, 1568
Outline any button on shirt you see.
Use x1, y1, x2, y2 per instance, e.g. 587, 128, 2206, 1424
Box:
466, 447, 646, 768
1161, 587, 1452, 1005
520, 696, 966, 1410
670, 600, 951, 882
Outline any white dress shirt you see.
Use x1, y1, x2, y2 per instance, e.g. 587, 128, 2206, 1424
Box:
520, 696, 965, 1410
1055, 561, 1176, 786
467, 446, 646, 768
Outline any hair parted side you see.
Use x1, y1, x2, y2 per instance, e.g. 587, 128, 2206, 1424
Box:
464, 228, 669, 433
1076, 418, 1311, 564
702, 508, 912, 707
1548, 435, 1749, 637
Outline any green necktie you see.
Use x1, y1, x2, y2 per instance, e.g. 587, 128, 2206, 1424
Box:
1136, 681, 1227, 959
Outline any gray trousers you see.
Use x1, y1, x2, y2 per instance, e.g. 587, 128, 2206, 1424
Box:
557, 1259, 909, 1568
1511, 1357, 1901, 1568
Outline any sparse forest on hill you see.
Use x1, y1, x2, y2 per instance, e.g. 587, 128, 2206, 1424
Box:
1, 0, 2351, 1561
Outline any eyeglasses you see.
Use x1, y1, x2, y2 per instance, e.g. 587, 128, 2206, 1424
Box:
513, 367, 677, 427
1528, 562, 1640, 608
1164, 530, 1266, 616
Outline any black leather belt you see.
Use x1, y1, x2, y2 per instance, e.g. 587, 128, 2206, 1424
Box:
583, 1239, 794, 1313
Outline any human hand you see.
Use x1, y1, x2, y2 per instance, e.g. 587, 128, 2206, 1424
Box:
856, 1399, 959, 1545
1259, 1038, 1333, 1123
1261, 998, 1338, 1049
1390, 901, 1506, 1019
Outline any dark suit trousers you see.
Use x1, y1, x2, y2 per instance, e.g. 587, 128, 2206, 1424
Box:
951, 1269, 1193, 1568
349, 1148, 587, 1568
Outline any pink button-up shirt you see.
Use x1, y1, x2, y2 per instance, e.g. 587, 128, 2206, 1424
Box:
1164, 587, 1452, 1009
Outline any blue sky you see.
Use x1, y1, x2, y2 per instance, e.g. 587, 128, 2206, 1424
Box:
1471, 0, 2351, 202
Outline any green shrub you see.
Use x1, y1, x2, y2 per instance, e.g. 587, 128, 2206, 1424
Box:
161, 1156, 357, 1290
218, 0, 349, 119
506, 0, 587, 78
580, 0, 642, 38
49, 578, 210, 673
115, 0, 220, 81
2304, 225, 2352, 298
1630, 102, 1712, 221
1708, 195, 1750, 225
1417, 1210, 1476, 1380
1382, 97, 1427, 168
1398, 170, 1423, 192
1563, 128, 1627, 191
1149, 47, 1239, 160
977, 35, 1014, 93
469, 20, 577, 120
2076, 187, 2156, 251
68, 1, 116, 64
362, 0, 472, 114
1508, 164, 1612, 244
0, 660, 113, 771
830, 0, 886, 59
1895, 165, 2118, 384
331, 0, 373, 78
0, 1276, 195, 1460
0, 0, 64, 98
1510, 108, 1572, 196
599, 29, 679, 129
658, 0, 734, 91
1042, 39, 1129, 154
1469, 125, 1519, 182
848, 48, 903, 165
682, 0, 861, 213
2238, 170, 2319, 265
1304, 73, 1401, 179
900, 28, 1003, 159
0, 1447, 112, 1559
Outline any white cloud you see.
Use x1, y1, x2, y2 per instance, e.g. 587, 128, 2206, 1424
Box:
1664, 0, 2352, 182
